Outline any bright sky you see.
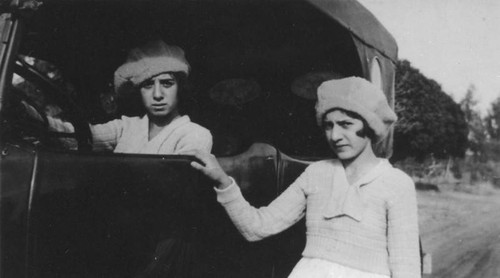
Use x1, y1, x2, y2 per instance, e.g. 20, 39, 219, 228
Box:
358, 0, 500, 115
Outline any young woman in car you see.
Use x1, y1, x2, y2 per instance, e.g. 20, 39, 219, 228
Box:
186, 77, 420, 278
44, 40, 212, 154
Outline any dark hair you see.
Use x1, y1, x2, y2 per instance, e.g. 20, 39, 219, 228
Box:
168, 71, 189, 115
321, 107, 376, 141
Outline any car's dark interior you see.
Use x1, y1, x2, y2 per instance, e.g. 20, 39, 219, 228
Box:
7, 0, 363, 157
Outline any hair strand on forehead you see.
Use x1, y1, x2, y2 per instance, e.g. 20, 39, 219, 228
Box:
321, 107, 376, 141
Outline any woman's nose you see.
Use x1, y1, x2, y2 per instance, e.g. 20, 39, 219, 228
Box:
152, 81, 163, 100
330, 126, 342, 142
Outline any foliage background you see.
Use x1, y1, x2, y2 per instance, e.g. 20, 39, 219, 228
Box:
392, 60, 468, 162
393, 60, 500, 191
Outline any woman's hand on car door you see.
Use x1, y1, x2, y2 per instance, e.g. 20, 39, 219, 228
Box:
180, 150, 233, 190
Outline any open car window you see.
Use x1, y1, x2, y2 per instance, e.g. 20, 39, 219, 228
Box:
3, 53, 94, 151
4, 56, 71, 148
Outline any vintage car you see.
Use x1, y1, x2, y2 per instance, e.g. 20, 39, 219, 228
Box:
0, 0, 401, 277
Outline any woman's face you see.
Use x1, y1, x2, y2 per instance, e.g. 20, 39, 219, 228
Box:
323, 110, 372, 161
140, 73, 179, 118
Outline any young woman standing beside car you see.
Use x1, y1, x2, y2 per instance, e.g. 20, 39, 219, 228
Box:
37, 40, 212, 154
185, 77, 420, 278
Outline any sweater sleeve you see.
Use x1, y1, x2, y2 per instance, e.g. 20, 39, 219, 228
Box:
387, 173, 421, 278
48, 116, 123, 151
215, 171, 309, 241
89, 118, 124, 151
47, 116, 75, 133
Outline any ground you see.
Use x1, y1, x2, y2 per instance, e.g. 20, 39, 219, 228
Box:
418, 188, 500, 278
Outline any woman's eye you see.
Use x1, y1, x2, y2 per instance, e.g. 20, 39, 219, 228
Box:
339, 121, 352, 127
141, 81, 154, 89
160, 80, 175, 88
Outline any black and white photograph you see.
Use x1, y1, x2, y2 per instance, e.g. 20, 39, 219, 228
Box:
0, 0, 499, 277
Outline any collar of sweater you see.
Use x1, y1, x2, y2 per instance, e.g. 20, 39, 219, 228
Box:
323, 159, 392, 222
143, 114, 189, 139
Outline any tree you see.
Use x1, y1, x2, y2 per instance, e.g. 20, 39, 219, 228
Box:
392, 60, 468, 161
485, 96, 500, 141
484, 96, 500, 162
459, 85, 487, 160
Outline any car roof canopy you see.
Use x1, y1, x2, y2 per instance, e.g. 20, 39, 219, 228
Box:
35, 0, 397, 62
306, 0, 397, 62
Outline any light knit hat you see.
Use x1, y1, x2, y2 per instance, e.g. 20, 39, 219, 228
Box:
315, 77, 397, 142
114, 40, 190, 94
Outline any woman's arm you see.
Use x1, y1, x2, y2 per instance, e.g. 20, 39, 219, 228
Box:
387, 174, 421, 278
49, 118, 123, 151
23, 101, 119, 151
42, 108, 122, 152
47, 116, 75, 133
215, 173, 307, 241
88, 119, 124, 151
188, 151, 307, 241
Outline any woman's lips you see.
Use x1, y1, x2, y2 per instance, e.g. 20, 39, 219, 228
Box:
152, 104, 167, 109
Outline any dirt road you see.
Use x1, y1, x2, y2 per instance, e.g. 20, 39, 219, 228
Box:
418, 190, 500, 278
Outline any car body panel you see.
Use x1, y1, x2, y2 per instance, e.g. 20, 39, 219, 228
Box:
1, 142, 310, 277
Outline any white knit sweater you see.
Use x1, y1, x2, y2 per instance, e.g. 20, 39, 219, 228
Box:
215, 159, 420, 278
48, 115, 212, 154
